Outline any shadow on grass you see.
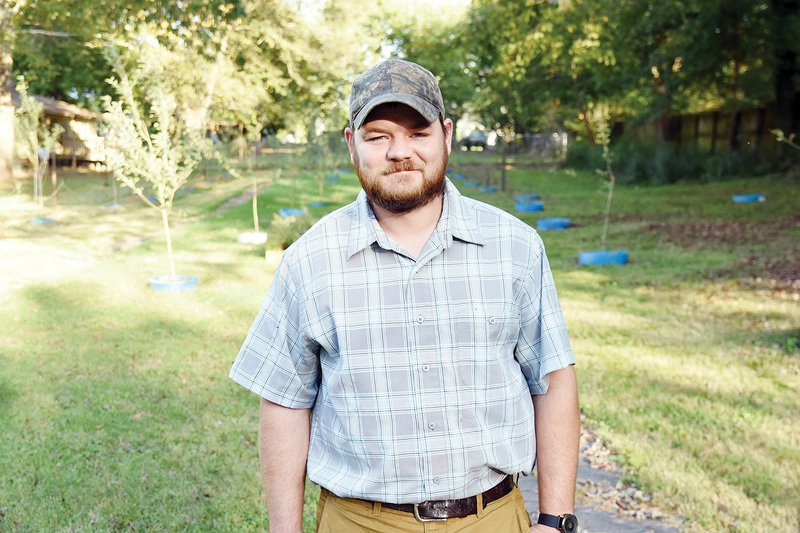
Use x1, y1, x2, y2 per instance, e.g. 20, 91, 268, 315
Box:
0, 363, 18, 417
1, 280, 270, 530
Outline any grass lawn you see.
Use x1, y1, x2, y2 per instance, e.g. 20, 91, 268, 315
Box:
0, 154, 798, 532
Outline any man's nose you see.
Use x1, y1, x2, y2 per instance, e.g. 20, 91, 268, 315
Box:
386, 137, 413, 160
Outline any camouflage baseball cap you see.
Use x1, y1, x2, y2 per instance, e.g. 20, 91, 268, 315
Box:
350, 59, 445, 130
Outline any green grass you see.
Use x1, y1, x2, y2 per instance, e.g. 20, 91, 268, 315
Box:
1, 155, 798, 532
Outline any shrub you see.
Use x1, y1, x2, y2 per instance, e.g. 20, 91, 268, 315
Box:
610, 139, 771, 184
267, 212, 316, 250
564, 140, 605, 171
700, 150, 771, 182
612, 140, 700, 184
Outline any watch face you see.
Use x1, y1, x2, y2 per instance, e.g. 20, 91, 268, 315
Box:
561, 514, 578, 533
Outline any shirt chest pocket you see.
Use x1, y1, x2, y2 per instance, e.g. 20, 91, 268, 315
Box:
452, 304, 519, 348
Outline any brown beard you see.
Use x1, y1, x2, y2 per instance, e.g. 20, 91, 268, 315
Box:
354, 140, 448, 214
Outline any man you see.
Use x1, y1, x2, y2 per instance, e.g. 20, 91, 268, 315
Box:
230, 59, 580, 533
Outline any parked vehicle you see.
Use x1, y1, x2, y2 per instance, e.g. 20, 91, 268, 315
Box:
461, 130, 487, 150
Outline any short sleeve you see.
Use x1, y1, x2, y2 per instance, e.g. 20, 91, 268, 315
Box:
229, 257, 321, 408
514, 235, 575, 395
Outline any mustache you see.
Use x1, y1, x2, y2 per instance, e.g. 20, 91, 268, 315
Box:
381, 160, 421, 176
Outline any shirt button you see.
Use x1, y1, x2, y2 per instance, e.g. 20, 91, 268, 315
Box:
433, 477, 440, 485
488, 317, 496, 325
428, 423, 435, 430
422, 364, 430, 372
416, 315, 424, 324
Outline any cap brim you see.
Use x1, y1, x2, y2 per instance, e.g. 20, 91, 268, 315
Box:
352, 92, 441, 130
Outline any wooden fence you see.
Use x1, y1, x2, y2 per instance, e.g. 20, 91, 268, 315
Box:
630, 103, 788, 155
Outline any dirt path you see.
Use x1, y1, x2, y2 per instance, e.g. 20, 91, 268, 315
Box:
518, 426, 683, 533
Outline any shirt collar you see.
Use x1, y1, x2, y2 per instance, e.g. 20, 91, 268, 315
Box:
347, 177, 485, 260
441, 178, 485, 247
347, 189, 382, 259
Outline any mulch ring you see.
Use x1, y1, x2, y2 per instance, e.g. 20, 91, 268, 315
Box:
709, 251, 800, 290
645, 214, 800, 247
647, 215, 800, 288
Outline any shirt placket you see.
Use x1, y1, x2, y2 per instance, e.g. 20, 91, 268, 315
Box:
406, 238, 448, 498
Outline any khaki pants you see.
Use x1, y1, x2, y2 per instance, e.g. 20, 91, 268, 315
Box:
316, 485, 532, 533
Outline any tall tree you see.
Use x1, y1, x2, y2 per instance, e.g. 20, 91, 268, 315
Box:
769, 0, 800, 137
9, 1, 147, 112
464, 0, 627, 140
0, 0, 25, 182
456, 0, 795, 147
1, 0, 237, 182
391, 21, 476, 150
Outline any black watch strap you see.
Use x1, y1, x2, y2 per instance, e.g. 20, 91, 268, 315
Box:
537, 513, 578, 532
537, 513, 561, 529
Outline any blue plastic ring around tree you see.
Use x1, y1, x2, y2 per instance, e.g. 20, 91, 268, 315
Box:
480, 186, 498, 193
578, 249, 629, 266
537, 217, 572, 230
149, 275, 199, 292
732, 193, 765, 203
463, 180, 478, 187
308, 201, 330, 207
451, 173, 465, 180
279, 208, 305, 217
515, 193, 541, 202
515, 201, 544, 212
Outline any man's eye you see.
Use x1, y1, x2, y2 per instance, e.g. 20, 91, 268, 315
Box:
365, 136, 385, 142
412, 132, 429, 138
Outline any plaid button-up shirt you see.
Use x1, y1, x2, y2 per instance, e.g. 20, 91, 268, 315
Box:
230, 179, 574, 504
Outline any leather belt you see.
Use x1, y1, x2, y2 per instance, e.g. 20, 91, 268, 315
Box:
380, 475, 514, 522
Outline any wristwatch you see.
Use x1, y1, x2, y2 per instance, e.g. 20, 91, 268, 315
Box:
537, 512, 579, 532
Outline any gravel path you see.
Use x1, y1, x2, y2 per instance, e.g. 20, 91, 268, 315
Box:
518, 427, 682, 533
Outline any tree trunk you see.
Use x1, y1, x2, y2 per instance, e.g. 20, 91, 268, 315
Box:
580, 109, 597, 144
252, 176, 259, 232
500, 137, 507, 191
729, 111, 742, 152
450, 114, 461, 153
0, 24, 15, 183
710, 112, 719, 154
50, 150, 57, 186
238, 122, 245, 159
729, 58, 742, 152
161, 207, 177, 278
198, 33, 228, 131
694, 114, 700, 149
772, 0, 800, 137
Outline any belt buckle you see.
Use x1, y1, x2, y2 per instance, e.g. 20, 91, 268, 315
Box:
413, 503, 448, 523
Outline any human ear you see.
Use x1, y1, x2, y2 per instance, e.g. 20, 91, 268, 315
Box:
442, 119, 454, 155
344, 127, 356, 165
